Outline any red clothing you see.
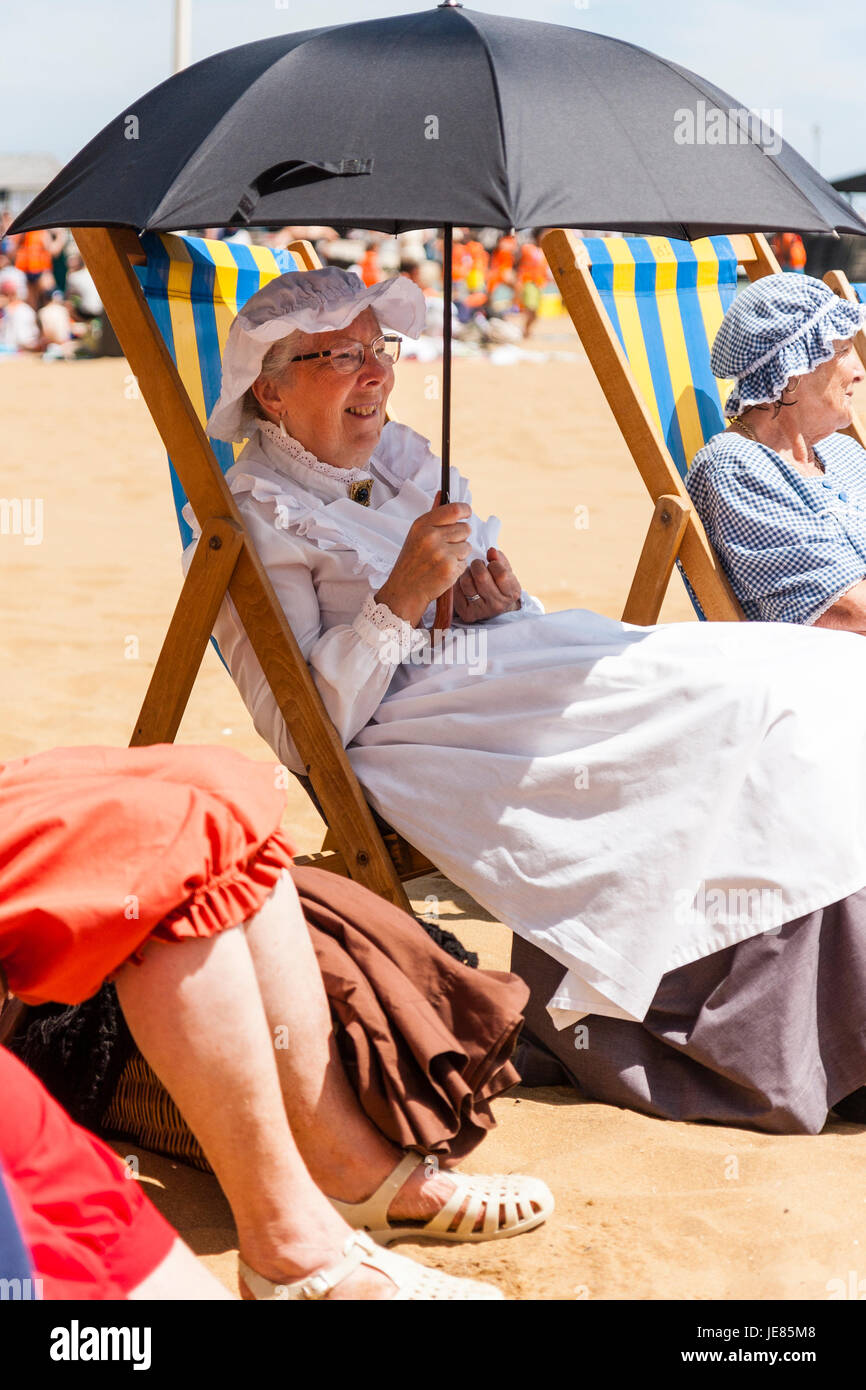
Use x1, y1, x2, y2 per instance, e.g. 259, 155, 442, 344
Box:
0, 1046, 176, 1298
0, 744, 295, 1005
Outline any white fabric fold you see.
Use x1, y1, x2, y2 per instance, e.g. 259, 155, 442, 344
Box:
182, 417, 866, 1030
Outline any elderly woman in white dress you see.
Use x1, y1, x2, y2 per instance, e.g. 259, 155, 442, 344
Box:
187, 267, 866, 1136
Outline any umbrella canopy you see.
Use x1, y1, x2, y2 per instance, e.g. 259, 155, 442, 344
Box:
10, 4, 866, 241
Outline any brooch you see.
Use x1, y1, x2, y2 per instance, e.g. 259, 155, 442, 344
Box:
349, 479, 373, 506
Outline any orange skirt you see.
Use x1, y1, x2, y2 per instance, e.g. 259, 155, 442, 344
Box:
0, 744, 295, 1006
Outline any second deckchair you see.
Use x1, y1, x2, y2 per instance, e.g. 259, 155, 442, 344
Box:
541, 229, 778, 624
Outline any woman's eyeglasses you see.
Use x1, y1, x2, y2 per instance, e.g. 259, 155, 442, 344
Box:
290, 334, 402, 375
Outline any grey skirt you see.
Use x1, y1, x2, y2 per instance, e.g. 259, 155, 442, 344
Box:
511, 889, 866, 1135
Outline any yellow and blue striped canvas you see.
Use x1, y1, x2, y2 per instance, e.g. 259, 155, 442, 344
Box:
851, 282, 866, 303
578, 235, 739, 479
135, 232, 304, 548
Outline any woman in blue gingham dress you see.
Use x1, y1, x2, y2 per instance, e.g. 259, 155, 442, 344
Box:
688, 273, 866, 630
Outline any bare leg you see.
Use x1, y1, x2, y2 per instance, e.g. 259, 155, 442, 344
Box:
115, 931, 395, 1298
244, 873, 503, 1228
127, 1237, 235, 1300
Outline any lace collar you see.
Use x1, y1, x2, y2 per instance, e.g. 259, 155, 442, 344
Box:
257, 419, 374, 484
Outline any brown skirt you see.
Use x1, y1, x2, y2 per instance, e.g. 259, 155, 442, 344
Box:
101, 864, 528, 1169
511, 889, 866, 1135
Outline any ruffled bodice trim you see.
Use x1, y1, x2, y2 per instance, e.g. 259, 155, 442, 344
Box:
257, 419, 375, 484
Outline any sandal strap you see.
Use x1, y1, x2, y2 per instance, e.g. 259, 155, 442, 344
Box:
406, 1172, 550, 1239
239, 1231, 503, 1301
239, 1233, 377, 1301
328, 1151, 423, 1229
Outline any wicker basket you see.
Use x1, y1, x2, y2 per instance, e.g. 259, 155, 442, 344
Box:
101, 1050, 213, 1174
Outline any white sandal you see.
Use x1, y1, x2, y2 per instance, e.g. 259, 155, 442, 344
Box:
238, 1231, 503, 1300
329, 1152, 554, 1245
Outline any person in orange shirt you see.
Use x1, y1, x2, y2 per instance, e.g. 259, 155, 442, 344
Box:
462, 235, 490, 314
771, 231, 807, 274
488, 234, 517, 295
358, 243, 380, 286
14, 231, 53, 308
515, 237, 549, 338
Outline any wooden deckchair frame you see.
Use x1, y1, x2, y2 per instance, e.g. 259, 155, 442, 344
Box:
823, 268, 866, 372
76, 227, 434, 911
541, 230, 781, 625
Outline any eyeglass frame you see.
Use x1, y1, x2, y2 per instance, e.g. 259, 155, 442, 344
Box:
289, 333, 402, 373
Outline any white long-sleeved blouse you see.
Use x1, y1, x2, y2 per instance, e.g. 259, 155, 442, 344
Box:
183, 418, 541, 774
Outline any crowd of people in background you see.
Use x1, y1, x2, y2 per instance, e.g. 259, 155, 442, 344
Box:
0, 218, 557, 360
1, 220, 822, 365
0, 216, 105, 357
208, 222, 558, 347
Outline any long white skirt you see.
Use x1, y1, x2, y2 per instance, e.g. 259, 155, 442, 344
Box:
347, 608, 866, 1026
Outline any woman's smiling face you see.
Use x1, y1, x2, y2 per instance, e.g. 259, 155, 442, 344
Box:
252, 309, 394, 470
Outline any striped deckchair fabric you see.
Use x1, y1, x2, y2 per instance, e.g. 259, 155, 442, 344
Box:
576, 235, 738, 480
134, 232, 303, 548
542, 228, 787, 625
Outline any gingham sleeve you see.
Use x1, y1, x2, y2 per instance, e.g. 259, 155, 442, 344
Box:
688, 447, 866, 625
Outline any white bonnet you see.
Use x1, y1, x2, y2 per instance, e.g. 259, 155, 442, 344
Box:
207, 266, 427, 442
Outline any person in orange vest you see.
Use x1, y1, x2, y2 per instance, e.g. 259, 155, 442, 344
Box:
771, 231, 807, 274
446, 230, 477, 323
462, 234, 489, 314
488, 234, 517, 295
516, 237, 549, 338
14, 230, 53, 308
358, 242, 380, 286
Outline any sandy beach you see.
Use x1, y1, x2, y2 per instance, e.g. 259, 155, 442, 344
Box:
3, 319, 866, 1302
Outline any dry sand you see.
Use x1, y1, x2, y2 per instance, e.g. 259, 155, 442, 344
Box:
3, 319, 866, 1301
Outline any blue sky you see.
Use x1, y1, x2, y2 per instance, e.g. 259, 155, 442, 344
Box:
3, 0, 864, 180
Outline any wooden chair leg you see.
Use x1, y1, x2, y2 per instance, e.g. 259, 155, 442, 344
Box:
130, 517, 243, 746
622, 495, 690, 626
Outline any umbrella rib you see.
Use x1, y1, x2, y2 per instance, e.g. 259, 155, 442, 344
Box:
458, 9, 510, 224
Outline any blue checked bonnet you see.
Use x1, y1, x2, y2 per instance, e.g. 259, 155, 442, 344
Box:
207, 266, 427, 442
711, 273, 866, 418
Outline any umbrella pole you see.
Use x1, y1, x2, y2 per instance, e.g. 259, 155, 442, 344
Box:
433, 223, 454, 631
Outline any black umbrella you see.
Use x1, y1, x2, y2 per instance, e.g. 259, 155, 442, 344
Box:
12, 1, 866, 626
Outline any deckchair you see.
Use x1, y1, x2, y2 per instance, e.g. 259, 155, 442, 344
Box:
75, 227, 434, 912
823, 269, 866, 371
539, 229, 788, 624
544, 229, 866, 625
